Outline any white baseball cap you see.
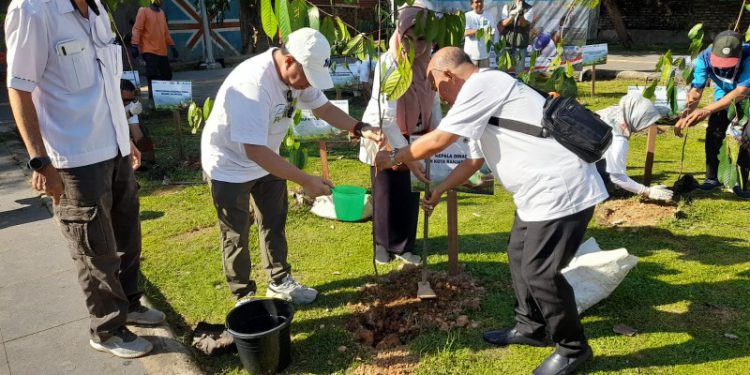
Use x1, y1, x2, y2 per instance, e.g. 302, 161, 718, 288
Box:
285, 28, 334, 90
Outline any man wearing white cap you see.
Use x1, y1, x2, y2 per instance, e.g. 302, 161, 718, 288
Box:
201, 28, 383, 304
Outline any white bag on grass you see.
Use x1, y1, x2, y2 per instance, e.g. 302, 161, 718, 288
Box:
310, 194, 373, 221
562, 237, 638, 314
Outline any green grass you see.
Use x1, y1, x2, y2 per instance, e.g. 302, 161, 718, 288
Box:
136, 80, 750, 374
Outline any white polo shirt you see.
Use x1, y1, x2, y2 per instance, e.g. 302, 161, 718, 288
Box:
201, 49, 329, 183
438, 70, 608, 222
5, 0, 130, 168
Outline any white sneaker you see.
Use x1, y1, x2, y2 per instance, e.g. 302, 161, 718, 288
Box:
375, 244, 391, 264
395, 252, 421, 265
126, 305, 165, 325
266, 275, 318, 304
89, 328, 153, 358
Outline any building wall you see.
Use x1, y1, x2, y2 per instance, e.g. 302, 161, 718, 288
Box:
597, 0, 750, 44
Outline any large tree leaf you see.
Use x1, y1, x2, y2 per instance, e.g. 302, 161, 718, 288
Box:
202, 97, 213, 121
344, 33, 366, 61
382, 52, 413, 101
717, 141, 739, 187
289, 0, 307, 31
320, 16, 336, 45
642, 80, 658, 101
276, 0, 292, 41
334, 16, 350, 42
307, 5, 320, 30
660, 50, 673, 84
260, 0, 278, 40
688, 23, 703, 40
667, 77, 678, 114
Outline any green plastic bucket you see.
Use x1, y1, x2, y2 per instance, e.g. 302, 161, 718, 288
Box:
332, 185, 367, 222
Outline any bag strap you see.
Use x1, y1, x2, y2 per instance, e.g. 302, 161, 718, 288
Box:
488, 116, 549, 138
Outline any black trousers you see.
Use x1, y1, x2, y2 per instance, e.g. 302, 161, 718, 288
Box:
142, 52, 172, 101
508, 206, 595, 357
705, 109, 750, 184
370, 166, 420, 255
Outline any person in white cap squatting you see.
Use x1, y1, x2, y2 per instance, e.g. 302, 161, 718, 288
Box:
201, 28, 384, 305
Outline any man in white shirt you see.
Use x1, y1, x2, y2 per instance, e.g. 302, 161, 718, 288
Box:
464, 0, 496, 68
376, 47, 607, 375
6, 0, 163, 358
201, 28, 383, 305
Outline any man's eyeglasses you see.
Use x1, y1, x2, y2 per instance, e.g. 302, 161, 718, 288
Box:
285, 90, 296, 118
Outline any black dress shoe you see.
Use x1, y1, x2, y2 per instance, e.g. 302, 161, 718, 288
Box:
532, 346, 593, 375
483, 327, 547, 347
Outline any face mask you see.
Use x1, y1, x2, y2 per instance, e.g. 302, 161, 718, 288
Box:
712, 63, 740, 85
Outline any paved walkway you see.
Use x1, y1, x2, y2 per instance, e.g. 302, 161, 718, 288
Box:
0, 93, 201, 374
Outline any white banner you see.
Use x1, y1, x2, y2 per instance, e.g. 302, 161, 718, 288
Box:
152, 80, 192, 109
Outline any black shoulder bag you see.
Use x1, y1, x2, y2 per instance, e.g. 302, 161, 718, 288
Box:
489, 83, 612, 163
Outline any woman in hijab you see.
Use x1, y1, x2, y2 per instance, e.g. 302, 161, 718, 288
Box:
596, 93, 674, 201
359, 6, 441, 265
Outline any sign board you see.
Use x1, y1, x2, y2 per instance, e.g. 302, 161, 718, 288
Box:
410, 136, 494, 195
152, 80, 192, 109
628, 85, 688, 114
122, 70, 141, 88
582, 43, 608, 66
293, 100, 349, 140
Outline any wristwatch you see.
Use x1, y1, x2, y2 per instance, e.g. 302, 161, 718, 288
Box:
27, 156, 52, 171
389, 148, 403, 167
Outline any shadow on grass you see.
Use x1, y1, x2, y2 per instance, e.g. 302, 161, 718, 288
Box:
140, 225, 750, 374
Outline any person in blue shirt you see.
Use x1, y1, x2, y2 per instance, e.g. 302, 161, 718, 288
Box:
675, 30, 750, 199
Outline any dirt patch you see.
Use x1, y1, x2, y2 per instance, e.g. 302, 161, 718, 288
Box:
353, 348, 420, 375
347, 265, 484, 348
595, 198, 677, 227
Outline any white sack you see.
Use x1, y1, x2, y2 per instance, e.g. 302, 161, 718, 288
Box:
562, 237, 638, 314
310, 194, 373, 221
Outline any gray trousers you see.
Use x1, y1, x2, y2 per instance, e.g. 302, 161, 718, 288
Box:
209, 174, 291, 299
55, 154, 142, 343
508, 206, 595, 357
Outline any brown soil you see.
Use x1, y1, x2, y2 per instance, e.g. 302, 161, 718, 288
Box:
353, 348, 420, 375
346, 265, 484, 372
595, 198, 677, 227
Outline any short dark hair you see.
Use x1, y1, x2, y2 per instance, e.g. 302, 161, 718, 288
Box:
120, 79, 136, 92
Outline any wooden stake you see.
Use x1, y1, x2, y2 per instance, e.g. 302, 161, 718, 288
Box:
447, 190, 459, 276
591, 65, 596, 95
319, 141, 330, 180
173, 110, 184, 160
643, 126, 657, 186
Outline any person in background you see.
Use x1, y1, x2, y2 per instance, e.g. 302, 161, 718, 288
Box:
675, 30, 750, 199
359, 6, 436, 266
377, 47, 607, 375
500, 0, 534, 75
121, 79, 155, 168
131, 0, 178, 103
201, 28, 384, 305
464, 0, 496, 68
596, 93, 673, 201
6, 0, 164, 358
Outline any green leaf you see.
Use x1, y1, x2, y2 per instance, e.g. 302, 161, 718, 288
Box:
260, 0, 278, 40
642, 80, 658, 101
688, 23, 703, 40
320, 17, 336, 45
498, 51, 513, 72
202, 97, 213, 121
682, 66, 694, 82
276, 0, 292, 41
690, 38, 703, 59
717, 141, 738, 187
427, 13, 440, 45
565, 61, 575, 78
746, 3, 750, 12
187, 102, 197, 128
334, 16, 350, 42
285, 134, 295, 149
307, 5, 320, 30
476, 28, 484, 42
746, 24, 750, 42
382, 55, 413, 101
660, 50, 673, 84
728, 100, 737, 121
436, 17, 446, 48
293, 109, 303, 125
289, 0, 307, 31
667, 77, 678, 114
343, 33, 366, 60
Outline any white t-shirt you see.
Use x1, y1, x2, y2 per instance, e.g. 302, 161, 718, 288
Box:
201, 49, 328, 183
464, 10, 496, 61
501, 3, 534, 23
437, 70, 608, 221
6, 0, 130, 168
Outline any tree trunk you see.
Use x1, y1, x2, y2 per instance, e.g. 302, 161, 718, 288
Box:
240, 0, 269, 54
602, 0, 632, 49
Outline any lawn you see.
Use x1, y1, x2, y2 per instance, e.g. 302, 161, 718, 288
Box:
135, 80, 750, 374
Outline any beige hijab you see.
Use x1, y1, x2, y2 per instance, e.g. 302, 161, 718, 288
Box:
392, 6, 435, 135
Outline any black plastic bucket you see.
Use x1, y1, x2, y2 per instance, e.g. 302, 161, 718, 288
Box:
226, 298, 294, 375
